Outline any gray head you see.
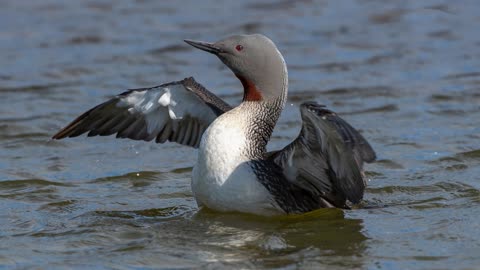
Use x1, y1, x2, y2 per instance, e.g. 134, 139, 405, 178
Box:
185, 34, 288, 102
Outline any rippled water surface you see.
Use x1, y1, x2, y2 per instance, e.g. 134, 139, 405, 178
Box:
1, 1, 480, 269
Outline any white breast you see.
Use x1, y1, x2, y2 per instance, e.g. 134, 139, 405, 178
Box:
191, 111, 281, 215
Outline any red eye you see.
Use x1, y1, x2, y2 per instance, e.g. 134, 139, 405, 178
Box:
235, 44, 243, 51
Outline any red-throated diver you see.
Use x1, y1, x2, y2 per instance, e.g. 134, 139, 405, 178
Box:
52, 34, 376, 215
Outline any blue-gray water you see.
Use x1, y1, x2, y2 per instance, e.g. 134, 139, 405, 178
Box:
1, 1, 480, 269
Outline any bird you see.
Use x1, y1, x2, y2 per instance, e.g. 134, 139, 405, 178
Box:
52, 34, 376, 216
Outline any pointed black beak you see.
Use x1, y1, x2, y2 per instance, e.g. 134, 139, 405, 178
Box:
184, 39, 224, 55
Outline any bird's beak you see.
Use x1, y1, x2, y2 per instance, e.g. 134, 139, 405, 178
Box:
184, 39, 224, 55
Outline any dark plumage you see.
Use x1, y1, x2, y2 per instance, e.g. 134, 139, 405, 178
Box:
53, 77, 232, 148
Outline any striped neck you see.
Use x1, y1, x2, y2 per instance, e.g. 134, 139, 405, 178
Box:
238, 96, 286, 159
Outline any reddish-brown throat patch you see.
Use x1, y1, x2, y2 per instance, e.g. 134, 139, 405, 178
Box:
235, 74, 262, 101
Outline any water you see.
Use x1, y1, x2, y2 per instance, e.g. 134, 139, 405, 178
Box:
1, 1, 480, 269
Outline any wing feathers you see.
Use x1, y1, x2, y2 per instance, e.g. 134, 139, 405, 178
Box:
181, 119, 193, 145
312, 104, 376, 165
52, 77, 232, 148
271, 102, 376, 206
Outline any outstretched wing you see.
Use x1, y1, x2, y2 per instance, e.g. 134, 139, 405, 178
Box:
52, 77, 232, 148
270, 102, 376, 207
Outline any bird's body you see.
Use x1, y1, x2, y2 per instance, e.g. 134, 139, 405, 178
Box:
53, 34, 376, 216
193, 102, 284, 215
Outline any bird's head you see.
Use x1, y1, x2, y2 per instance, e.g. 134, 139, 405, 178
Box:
185, 34, 288, 102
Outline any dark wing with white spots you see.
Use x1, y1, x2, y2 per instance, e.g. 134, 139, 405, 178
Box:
270, 102, 376, 207
52, 77, 232, 148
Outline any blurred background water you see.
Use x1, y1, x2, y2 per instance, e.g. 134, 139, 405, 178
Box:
1, 0, 480, 269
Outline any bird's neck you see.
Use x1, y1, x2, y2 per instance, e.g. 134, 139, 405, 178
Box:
235, 72, 288, 158
237, 53, 288, 104
230, 52, 288, 158
237, 98, 285, 158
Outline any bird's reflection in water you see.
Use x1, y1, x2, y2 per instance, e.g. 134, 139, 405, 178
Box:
193, 208, 368, 268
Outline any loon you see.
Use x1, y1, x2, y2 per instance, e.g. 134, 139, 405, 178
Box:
52, 34, 376, 216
